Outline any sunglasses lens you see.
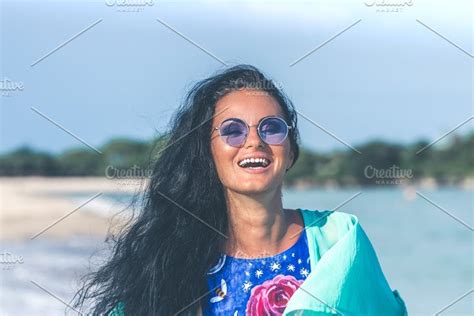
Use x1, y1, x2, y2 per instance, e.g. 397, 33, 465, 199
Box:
259, 118, 289, 145
220, 119, 247, 147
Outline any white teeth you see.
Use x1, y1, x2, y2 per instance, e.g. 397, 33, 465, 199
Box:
238, 157, 270, 167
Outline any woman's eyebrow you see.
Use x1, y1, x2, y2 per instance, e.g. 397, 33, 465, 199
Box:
218, 115, 282, 123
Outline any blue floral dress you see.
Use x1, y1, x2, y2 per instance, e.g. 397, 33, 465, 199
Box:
202, 230, 311, 316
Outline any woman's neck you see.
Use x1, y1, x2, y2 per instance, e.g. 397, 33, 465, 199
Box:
223, 189, 302, 259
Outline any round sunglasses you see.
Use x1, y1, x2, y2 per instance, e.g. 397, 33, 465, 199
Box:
214, 116, 292, 147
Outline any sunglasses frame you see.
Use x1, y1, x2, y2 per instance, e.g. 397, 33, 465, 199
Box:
213, 115, 293, 147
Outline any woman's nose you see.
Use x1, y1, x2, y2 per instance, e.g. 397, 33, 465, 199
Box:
244, 126, 264, 148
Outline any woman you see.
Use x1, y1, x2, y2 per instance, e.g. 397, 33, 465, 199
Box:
74, 65, 407, 315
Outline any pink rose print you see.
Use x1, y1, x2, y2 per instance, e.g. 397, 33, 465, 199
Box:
246, 274, 304, 316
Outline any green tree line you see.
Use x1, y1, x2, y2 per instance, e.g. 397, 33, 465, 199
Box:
0, 132, 472, 186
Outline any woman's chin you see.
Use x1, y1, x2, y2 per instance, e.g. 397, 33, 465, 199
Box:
232, 180, 276, 195
237, 187, 269, 195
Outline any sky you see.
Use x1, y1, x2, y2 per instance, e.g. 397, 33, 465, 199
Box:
1, 0, 473, 154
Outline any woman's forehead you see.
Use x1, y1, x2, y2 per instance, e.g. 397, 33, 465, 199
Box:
213, 90, 283, 123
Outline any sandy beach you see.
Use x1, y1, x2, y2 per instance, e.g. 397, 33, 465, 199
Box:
0, 177, 146, 241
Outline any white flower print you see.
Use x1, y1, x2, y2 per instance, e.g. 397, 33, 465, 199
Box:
242, 280, 252, 292
300, 267, 309, 278
270, 262, 281, 272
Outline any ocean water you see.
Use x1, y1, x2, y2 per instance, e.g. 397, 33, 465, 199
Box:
1, 187, 472, 315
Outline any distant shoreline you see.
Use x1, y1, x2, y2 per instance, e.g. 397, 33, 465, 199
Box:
288, 177, 474, 190
1, 176, 472, 241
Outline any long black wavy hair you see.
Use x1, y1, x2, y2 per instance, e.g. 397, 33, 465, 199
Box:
73, 65, 300, 315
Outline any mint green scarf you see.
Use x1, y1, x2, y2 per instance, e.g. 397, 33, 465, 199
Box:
282, 209, 407, 315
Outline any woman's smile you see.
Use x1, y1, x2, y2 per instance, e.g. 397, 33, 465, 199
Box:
236, 153, 273, 174
233, 151, 275, 181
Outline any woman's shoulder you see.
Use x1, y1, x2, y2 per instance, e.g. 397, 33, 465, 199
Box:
298, 208, 360, 256
299, 208, 358, 233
